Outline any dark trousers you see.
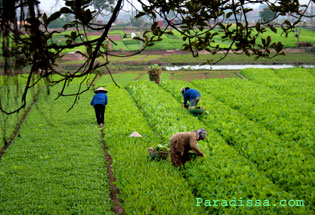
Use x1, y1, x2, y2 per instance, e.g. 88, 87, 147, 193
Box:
94, 104, 105, 125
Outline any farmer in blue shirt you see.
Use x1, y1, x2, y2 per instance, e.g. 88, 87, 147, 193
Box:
91, 87, 108, 128
181, 87, 201, 109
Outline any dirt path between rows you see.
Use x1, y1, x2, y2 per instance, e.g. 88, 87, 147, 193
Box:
235, 72, 246, 79
170, 73, 175, 80
135, 73, 144, 81
0, 89, 41, 160
100, 131, 125, 215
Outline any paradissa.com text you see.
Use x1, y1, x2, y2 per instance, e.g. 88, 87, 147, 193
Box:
195, 197, 305, 207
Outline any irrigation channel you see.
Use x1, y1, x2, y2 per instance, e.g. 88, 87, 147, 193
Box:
165, 64, 315, 70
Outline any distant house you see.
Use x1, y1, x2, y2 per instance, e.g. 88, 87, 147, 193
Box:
157, 20, 164, 28
224, 8, 262, 24
130, 32, 136, 39
96, 20, 104, 25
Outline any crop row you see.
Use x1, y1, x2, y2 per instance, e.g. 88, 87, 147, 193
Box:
95, 73, 139, 84
101, 84, 204, 214
0, 85, 114, 214
273, 68, 314, 80
240, 68, 315, 103
126, 80, 307, 214
160, 79, 314, 210
0, 75, 41, 147
193, 78, 314, 155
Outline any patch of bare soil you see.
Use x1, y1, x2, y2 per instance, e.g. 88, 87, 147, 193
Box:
203, 73, 208, 79
170, 73, 175, 80
108, 35, 122, 41
85, 32, 103, 36
62, 52, 85, 61
283, 48, 309, 53
218, 74, 232, 79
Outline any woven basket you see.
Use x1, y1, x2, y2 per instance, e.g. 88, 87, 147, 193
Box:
147, 148, 169, 159
189, 106, 205, 114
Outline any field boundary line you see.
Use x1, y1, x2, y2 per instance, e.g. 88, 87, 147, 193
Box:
235, 72, 246, 79
170, 73, 175, 80
135, 73, 144, 81
100, 130, 125, 215
0, 89, 41, 160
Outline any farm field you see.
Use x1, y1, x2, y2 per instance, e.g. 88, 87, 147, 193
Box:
55, 27, 315, 53
61, 51, 315, 68
0, 67, 314, 214
0, 86, 114, 214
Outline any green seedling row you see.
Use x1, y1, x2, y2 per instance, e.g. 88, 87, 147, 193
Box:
241, 68, 315, 103
192, 78, 314, 154
126, 80, 307, 214
274, 68, 315, 80
102, 84, 205, 215
160, 79, 314, 210
97, 73, 139, 84
0, 77, 40, 147
140, 55, 161, 62
0, 85, 114, 214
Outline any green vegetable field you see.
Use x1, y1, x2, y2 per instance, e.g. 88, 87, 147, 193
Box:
0, 68, 314, 214
53, 27, 315, 53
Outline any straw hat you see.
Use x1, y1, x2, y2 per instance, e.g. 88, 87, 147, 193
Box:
94, 87, 108, 93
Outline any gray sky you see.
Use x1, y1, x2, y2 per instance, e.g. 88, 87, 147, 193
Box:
38, 0, 141, 13
38, 0, 64, 13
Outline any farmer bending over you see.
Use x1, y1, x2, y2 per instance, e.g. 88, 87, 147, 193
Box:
181, 87, 201, 109
170, 128, 206, 167
91, 87, 108, 128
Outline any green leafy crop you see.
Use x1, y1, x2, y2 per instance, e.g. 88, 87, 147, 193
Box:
127, 80, 310, 214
